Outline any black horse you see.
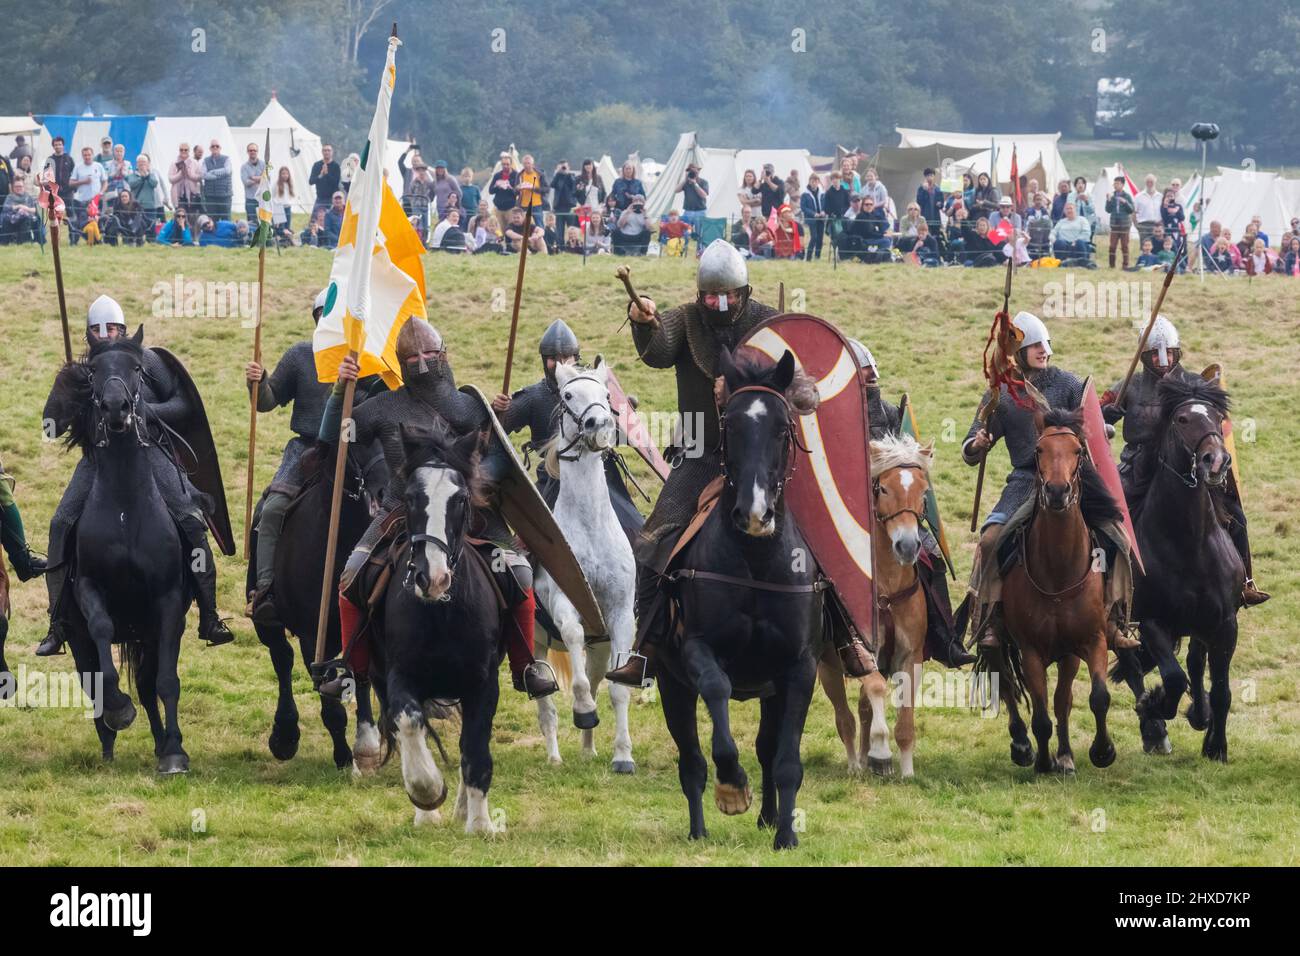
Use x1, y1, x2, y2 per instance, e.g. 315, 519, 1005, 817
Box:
52, 330, 193, 773
1112, 375, 1244, 761
371, 425, 506, 831
657, 348, 823, 850
246, 444, 384, 770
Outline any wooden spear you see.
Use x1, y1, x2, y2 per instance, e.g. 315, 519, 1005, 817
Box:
970, 252, 1016, 532
243, 127, 272, 560
1114, 238, 1188, 408
41, 176, 72, 362
500, 180, 538, 395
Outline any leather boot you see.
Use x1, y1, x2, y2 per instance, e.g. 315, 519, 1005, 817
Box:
837, 635, 877, 678
316, 593, 364, 701
245, 584, 281, 627
505, 587, 557, 698
36, 561, 68, 656
922, 563, 976, 667
181, 516, 234, 646
606, 642, 655, 688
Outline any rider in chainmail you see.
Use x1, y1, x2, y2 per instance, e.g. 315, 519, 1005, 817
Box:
313, 317, 557, 701
961, 311, 1138, 651
605, 239, 875, 687
493, 318, 644, 540
1101, 314, 1268, 607
244, 289, 388, 625
849, 339, 973, 668
38, 296, 234, 657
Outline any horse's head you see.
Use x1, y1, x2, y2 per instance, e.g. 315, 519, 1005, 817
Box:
546, 357, 617, 472
1157, 375, 1232, 489
88, 326, 148, 445
397, 424, 486, 603
1033, 407, 1085, 512
870, 434, 934, 566
715, 347, 817, 537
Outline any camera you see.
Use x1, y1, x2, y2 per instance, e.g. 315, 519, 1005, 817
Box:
1190, 123, 1220, 142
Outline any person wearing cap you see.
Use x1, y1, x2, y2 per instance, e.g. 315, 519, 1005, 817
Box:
1100, 317, 1268, 606
37, 297, 235, 655
200, 140, 233, 222
323, 191, 346, 248
95, 137, 114, 166
961, 311, 1139, 651
197, 212, 249, 248
988, 195, 1021, 237
244, 291, 389, 624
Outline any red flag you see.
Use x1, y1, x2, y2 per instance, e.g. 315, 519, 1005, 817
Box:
1009, 144, 1021, 209
1117, 163, 1139, 197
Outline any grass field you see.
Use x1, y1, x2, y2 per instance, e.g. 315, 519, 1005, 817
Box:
1, 244, 1297, 866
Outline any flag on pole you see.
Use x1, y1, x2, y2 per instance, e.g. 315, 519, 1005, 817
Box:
313, 33, 426, 390
1009, 143, 1021, 210
1117, 162, 1139, 197
1184, 175, 1201, 234
251, 128, 274, 248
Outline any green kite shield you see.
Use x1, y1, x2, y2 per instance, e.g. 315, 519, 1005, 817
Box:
898, 393, 955, 579
459, 384, 606, 635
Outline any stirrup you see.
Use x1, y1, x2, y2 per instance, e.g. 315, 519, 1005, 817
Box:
606, 651, 651, 688
522, 660, 559, 700
311, 658, 355, 701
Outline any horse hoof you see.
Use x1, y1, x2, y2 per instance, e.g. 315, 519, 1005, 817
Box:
1055, 755, 1076, 775
1143, 734, 1172, 755
104, 700, 136, 732
1185, 704, 1210, 732
611, 759, 636, 775
773, 828, 799, 850
573, 709, 599, 730
547, 753, 563, 766
688, 826, 709, 841
157, 754, 189, 775
407, 781, 449, 812
413, 808, 442, 827
1090, 742, 1117, 768
267, 724, 300, 761
1201, 737, 1228, 763
351, 750, 382, 777
714, 781, 753, 815
1010, 742, 1035, 767
868, 756, 895, 777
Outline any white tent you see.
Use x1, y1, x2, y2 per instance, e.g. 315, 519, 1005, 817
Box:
1177, 167, 1298, 248
646, 132, 814, 222
596, 154, 618, 195
140, 115, 240, 207
896, 127, 1070, 196
0, 116, 44, 172
232, 94, 408, 215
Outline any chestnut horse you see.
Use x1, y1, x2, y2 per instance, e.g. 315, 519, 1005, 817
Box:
819, 434, 932, 777
994, 407, 1120, 774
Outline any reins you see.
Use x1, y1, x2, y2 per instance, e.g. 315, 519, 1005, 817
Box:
1023, 426, 1094, 603
717, 384, 809, 492
1158, 399, 1229, 489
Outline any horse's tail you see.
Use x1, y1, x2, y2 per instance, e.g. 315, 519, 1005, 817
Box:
974, 639, 1028, 707
119, 641, 148, 693
548, 646, 574, 696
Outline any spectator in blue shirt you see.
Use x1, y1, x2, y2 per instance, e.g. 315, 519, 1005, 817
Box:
610, 162, 645, 211
157, 209, 195, 245
323, 191, 346, 248
197, 213, 249, 247
1050, 179, 1072, 221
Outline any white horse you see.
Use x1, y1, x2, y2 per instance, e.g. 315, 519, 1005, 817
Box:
534, 359, 638, 773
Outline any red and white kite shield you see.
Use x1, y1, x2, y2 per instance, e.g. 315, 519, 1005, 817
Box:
739, 314, 876, 641
1081, 377, 1144, 574
606, 365, 670, 482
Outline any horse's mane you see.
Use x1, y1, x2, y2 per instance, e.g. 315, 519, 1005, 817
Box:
1039, 406, 1123, 525
397, 423, 489, 509
1157, 374, 1230, 420
870, 433, 931, 476
50, 337, 147, 452
728, 348, 819, 414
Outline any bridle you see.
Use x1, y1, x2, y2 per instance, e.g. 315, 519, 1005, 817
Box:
89, 365, 150, 449
404, 463, 469, 602
1159, 399, 1229, 489
553, 374, 612, 462
870, 463, 928, 617
717, 384, 808, 492
872, 464, 928, 527
1033, 426, 1082, 510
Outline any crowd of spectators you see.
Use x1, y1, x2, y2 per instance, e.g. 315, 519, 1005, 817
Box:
2, 133, 1296, 276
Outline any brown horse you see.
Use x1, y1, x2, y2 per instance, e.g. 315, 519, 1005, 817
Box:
819, 434, 932, 777
995, 407, 1120, 774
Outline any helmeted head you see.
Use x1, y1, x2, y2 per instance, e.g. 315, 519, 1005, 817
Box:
87, 294, 128, 344
1012, 310, 1052, 371
396, 317, 446, 385
1141, 314, 1181, 376
312, 288, 328, 325
696, 239, 751, 326
539, 318, 580, 387
848, 338, 880, 386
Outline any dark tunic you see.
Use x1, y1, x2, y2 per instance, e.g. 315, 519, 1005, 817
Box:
1104, 364, 1201, 506
961, 366, 1085, 525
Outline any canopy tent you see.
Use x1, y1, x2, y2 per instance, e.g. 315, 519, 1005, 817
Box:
596, 154, 618, 195
232, 94, 408, 215
140, 115, 241, 207
646, 132, 814, 222
1177, 167, 1299, 248
0, 115, 44, 172
896, 127, 1070, 197
870, 144, 984, 213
